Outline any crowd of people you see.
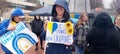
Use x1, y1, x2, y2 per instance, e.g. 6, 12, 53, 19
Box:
0, 0, 120, 54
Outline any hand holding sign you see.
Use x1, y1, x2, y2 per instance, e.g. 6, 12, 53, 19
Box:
7, 25, 16, 31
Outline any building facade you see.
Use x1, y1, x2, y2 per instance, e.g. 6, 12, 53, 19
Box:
1, 0, 42, 23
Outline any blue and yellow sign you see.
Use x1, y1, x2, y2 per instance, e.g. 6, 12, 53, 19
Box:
0, 22, 38, 54
46, 22, 74, 45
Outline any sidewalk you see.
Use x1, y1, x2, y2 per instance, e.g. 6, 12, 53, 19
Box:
25, 37, 45, 54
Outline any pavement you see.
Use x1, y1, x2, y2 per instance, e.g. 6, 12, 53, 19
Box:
24, 39, 45, 54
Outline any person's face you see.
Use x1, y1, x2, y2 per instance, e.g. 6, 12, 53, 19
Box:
82, 14, 88, 22
115, 16, 120, 24
14, 16, 25, 22
56, 5, 65, 16
36, 15, 39, 20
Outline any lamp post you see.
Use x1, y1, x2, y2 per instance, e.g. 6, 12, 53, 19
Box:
74, 0, 76, 12
85, 0, 87, 12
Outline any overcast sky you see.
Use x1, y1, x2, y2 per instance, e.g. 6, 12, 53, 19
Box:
102, 0, 113, 9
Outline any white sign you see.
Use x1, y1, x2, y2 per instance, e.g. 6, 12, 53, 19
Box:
46, 22, 74, 45
0, 22, 38, 54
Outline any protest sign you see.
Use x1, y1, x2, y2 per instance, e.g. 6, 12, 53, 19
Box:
46, 22, 74, 45
0, 22, 38, 54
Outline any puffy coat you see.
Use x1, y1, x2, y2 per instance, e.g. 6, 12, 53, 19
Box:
86, 12, 120, 54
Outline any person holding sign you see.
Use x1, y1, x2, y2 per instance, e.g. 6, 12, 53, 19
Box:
41, 0, 73, 54
0, 8, 26, 54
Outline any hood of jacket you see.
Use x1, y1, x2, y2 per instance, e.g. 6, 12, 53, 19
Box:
52, 0, 70, 22
93, 12, 114, 28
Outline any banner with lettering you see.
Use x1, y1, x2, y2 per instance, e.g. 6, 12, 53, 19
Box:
0, 22, 38, 54
46, 22, 74, 45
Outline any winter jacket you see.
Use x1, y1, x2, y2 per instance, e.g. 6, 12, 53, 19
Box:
76, 23, 89, 37
75, 23, 89, 46
30, 17, 44, 36
86, 12, 120, 54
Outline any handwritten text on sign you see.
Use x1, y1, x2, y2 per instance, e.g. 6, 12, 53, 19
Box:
46, 22, 74, 45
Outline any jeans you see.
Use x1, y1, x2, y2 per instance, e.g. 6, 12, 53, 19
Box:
74, 45, 85, 54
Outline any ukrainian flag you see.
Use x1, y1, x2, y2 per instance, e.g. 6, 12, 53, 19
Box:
70, 13, 80, 24
70, 13, 80, 19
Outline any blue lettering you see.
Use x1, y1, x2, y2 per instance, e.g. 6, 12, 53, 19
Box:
54, 34, 71, 43
6, 38, 11, 43
46, 37, 53, 41
0, 23, 26, 44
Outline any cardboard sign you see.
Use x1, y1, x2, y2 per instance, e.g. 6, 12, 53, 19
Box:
0, 22, 38, 54
46, 22, 74, 45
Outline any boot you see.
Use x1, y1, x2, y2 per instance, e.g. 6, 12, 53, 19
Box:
35, 42, 38, 51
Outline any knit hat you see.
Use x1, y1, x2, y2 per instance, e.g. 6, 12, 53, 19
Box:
11, 8, 25, 18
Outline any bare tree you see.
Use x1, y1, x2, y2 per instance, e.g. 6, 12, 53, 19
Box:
112, 0, 120, 14
90, 0, 103, 9
0, 0, 10, 17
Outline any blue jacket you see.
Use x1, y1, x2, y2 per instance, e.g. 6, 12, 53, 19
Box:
0, 19, 10, 35
0, 19, 12, 54
41, 0, 72, 54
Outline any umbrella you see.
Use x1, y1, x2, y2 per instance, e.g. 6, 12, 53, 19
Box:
29, 6, 53, 16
